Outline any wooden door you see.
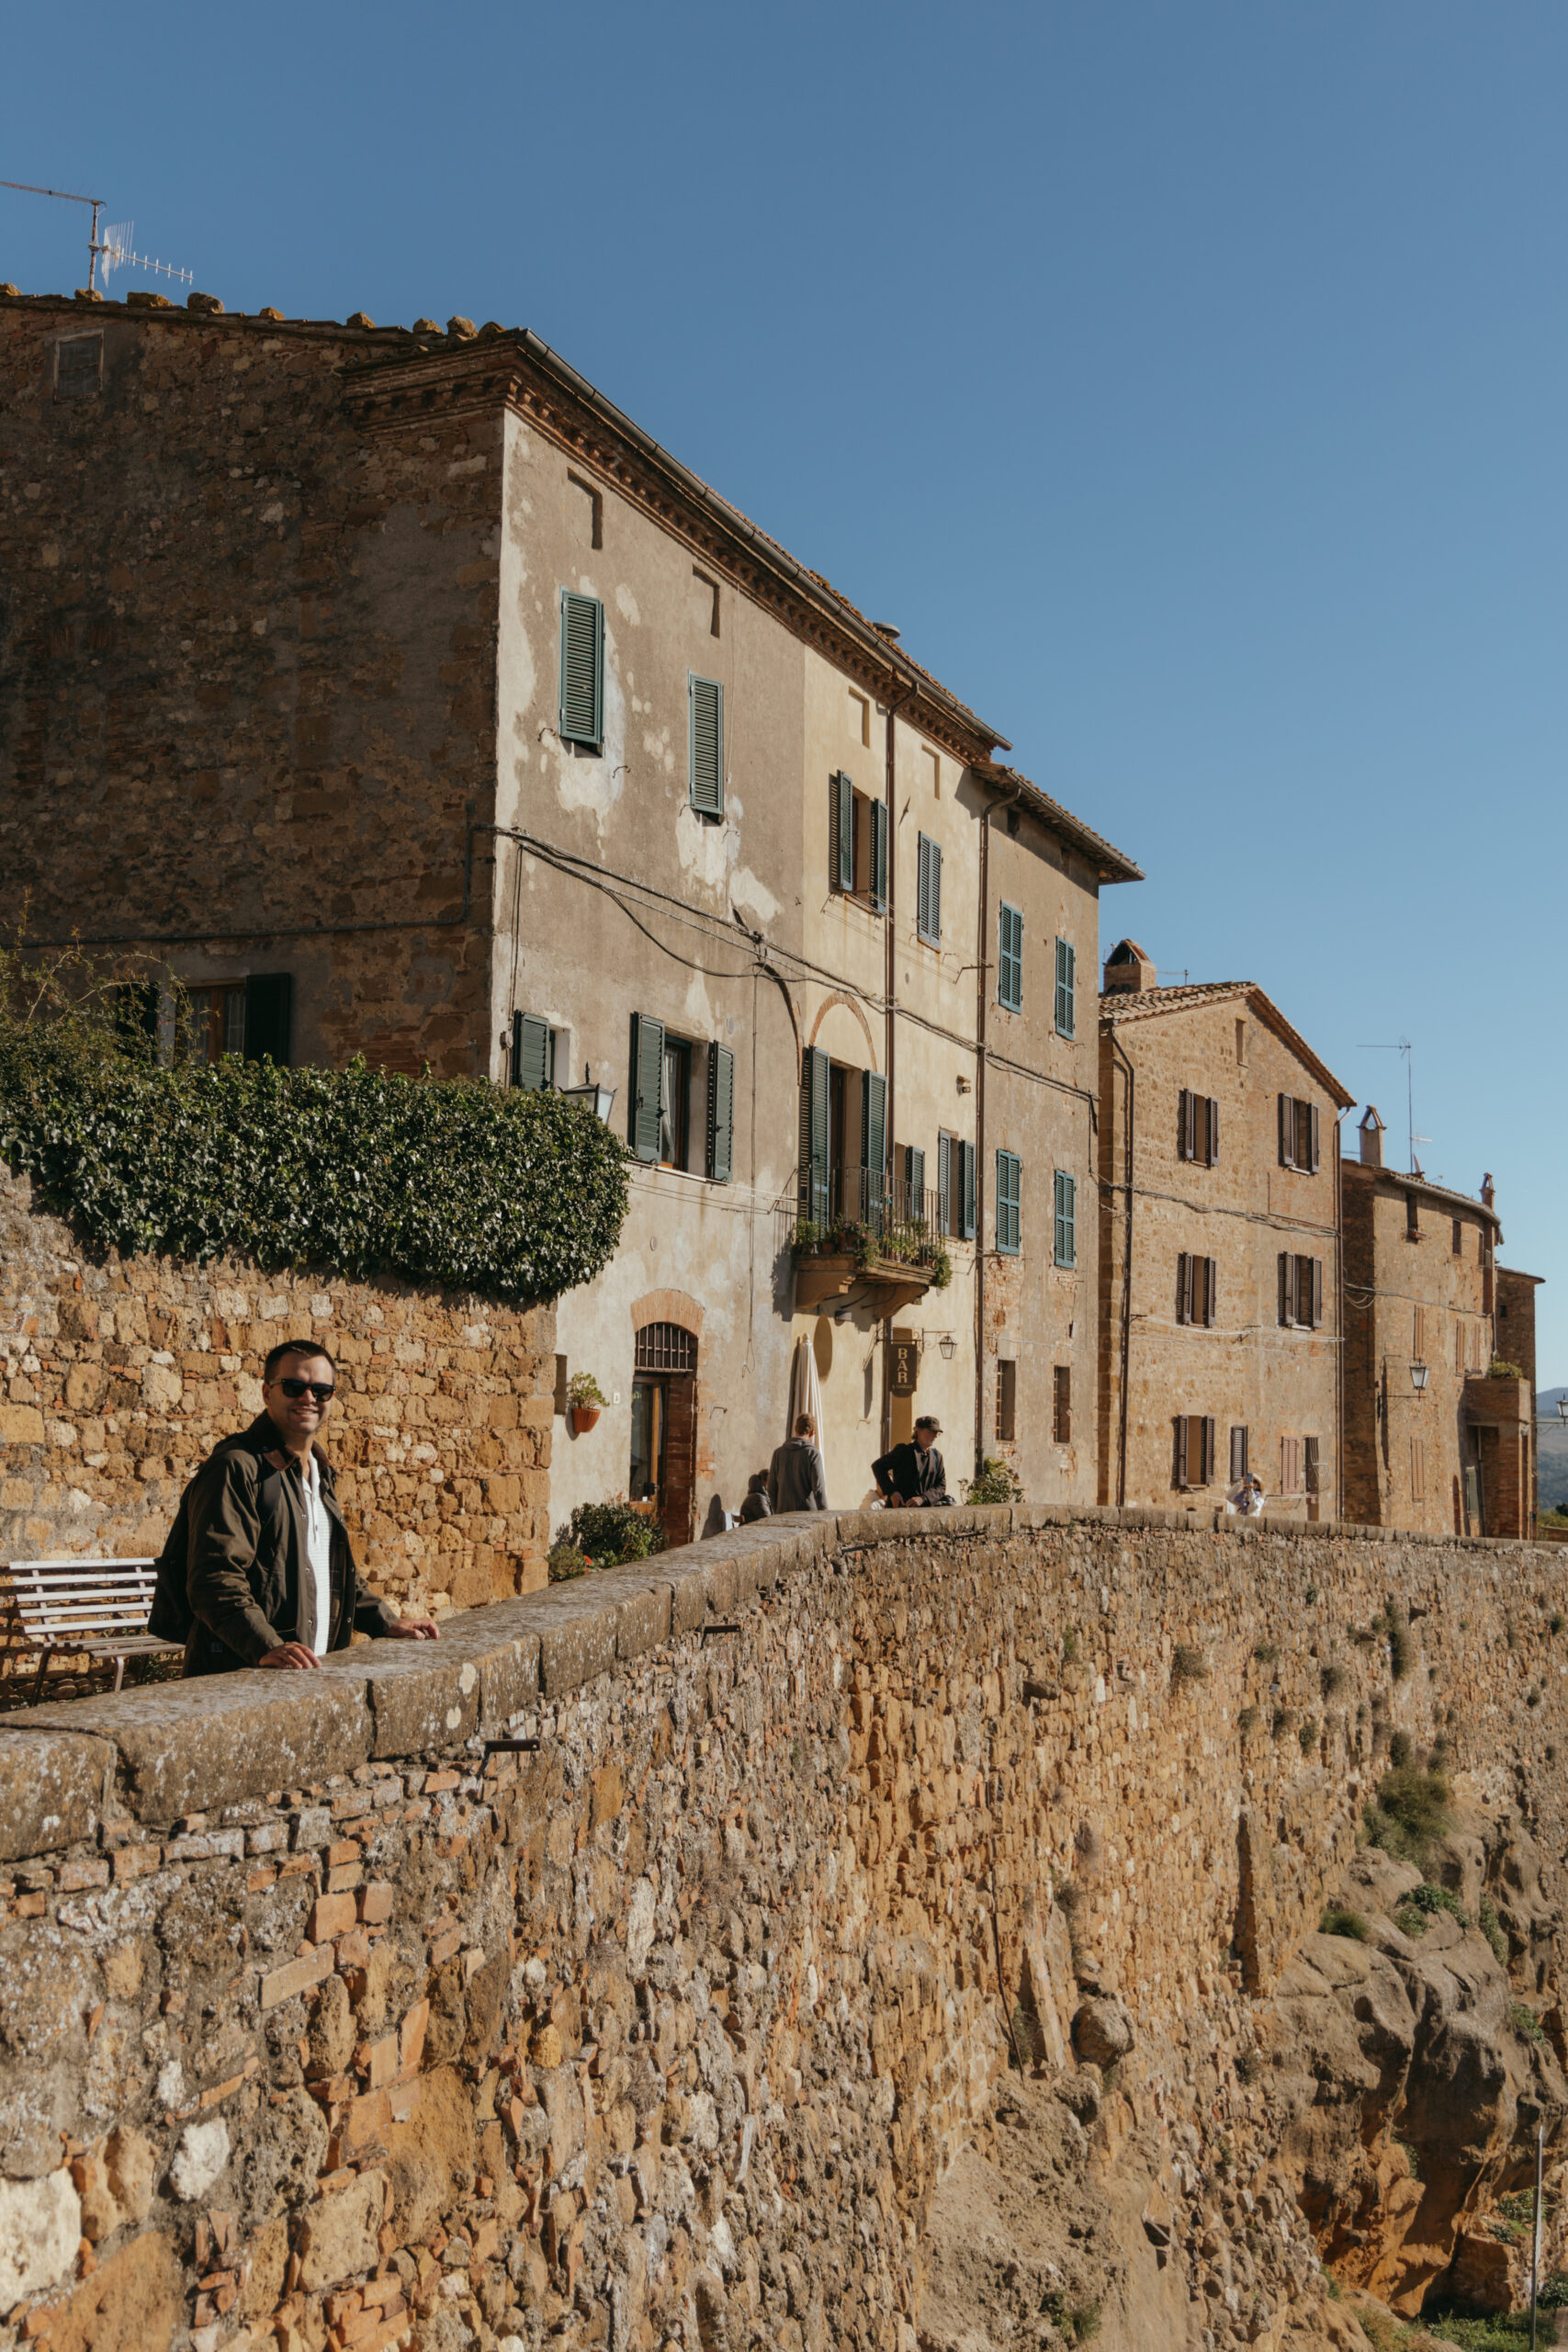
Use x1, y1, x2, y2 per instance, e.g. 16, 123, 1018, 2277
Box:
662, 1374, 696, 1548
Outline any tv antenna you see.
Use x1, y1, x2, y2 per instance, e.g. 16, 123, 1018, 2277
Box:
1357, 1037, 1422, 1175
0, 178, 192, 293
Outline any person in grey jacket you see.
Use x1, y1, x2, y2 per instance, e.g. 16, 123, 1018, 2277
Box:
768, 1414, 828, 1513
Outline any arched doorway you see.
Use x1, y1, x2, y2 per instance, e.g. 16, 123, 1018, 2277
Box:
630, 1321, 698, 1550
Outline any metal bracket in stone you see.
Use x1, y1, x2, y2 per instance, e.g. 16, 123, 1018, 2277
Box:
701, 1621, 740, 1640
482, 1736, 541, 1758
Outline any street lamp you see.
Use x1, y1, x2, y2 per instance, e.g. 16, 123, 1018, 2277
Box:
1410, 1362, 1429, 1394
559, 1068, 617, 1124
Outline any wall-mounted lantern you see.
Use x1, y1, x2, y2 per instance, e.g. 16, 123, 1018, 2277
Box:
560, 1068, 617, 1123
1410, 1362, 1429, 1394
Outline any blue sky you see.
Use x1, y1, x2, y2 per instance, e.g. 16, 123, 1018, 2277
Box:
5, 2, 1564, 1375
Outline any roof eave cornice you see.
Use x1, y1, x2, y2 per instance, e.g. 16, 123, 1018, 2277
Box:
1099, 979, 1353, 1107
341, 333, 1010, 770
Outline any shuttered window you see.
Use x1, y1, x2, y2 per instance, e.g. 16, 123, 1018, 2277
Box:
1179, 1090, 1219, 1166
56, 335, 102, 400
705, 1043, 734, 1182
1229, 1426, 1248, 1481
917, 833, 942, 945
1278, 1253, 1324, 1329
831, 773, 855, 892
1177, 1253, 1217, 1327
1053, 1170, 1076, 1267
799, 1046, 829, 1222
511, 1012, 554, 1091
629, 1012, 665, 1164
904, 1144, 926, 1204
998, 904, 1023, 1012
1410, 1435, 1426, 1502
1282, 1436, 1301, 1494
1174, 1415, 1215, 1488
996, 1360, 1017, 1443
871, 798, 888, 912
1304, 1435, 1321, 1498
959, 1139, 976, 1241
1054, 938, 1076, 1037
862, 1070, 888, 1216
1053, 1365, 1071, 1444
937, 1132, 953, 1237
558, 591, 604, 749
688, 675, 724, 817
1278, 1094, 1321, 1172
996, 1150, 1021, 1255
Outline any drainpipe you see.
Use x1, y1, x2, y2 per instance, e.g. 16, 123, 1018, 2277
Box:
1334, 1108, 1347, 1521
880, 679, 908, 1463
975, 782, 1024, 1481
1110, 1029, 1135, 1507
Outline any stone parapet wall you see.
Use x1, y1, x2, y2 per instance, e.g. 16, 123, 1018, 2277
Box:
0, 1502, 1562, 2351
0, 1170, 554, 1664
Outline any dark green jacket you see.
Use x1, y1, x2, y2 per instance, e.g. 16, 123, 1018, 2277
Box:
183, 1413, 397, 1675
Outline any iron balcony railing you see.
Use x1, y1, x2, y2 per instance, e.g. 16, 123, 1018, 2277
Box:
795, 1166, 937, 1244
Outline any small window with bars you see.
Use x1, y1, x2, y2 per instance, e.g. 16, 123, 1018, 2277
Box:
998, 903, 1022, 1012
996, 1359, 1017, 1443
635, 1322, 697, 1374
1053, 1365, 1071, 1444
56, 335, 102, 401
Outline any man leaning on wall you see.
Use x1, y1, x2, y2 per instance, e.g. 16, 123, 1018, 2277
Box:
179, 1339, 439, 1674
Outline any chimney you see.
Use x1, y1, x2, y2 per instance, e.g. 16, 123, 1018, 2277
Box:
1359, 1106, 1384, 1169
1102, 939, 1157, 996
1481, 1172, 1495, 1211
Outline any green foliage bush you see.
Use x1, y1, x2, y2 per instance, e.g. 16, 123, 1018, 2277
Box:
562, 1500, 665, 1569
1394, 1883, 1470, 1939
1479, 1893, 1509, 1966
0, 943, 629, 1304
1172, 1643, 1208, 1685
1508, 1999, 1545, 2045
1320, 1906, 1368, 1941
1362, 1766, 1453, 1866
547, 1543, 589, 1583
964, 1454, 1025, 1506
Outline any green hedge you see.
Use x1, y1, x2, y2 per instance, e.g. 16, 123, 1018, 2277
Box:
0, 998, 629, 1306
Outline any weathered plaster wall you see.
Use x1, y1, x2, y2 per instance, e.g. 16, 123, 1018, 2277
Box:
0, 1502, 1563, 2352
0, 1168, 553, 1662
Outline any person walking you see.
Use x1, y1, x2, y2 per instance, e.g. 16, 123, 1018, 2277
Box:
180, 1340, 439, 1674
871, 1416, 953, 1508
768, 1413, 828, 1513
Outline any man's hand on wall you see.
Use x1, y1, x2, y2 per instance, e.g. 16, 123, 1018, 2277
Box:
258, 1642, 320, 1669
384, 1616, 440, 1641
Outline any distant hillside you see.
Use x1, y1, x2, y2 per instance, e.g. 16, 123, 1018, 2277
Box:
1540, 1387, 1568, 1511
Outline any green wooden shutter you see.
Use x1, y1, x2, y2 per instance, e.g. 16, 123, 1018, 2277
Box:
918, 834, 942, 944
629, 1012, 665, 1163
1054, 1170, 1076, 1266
1055, 938, 1076, 1036
799, 1046, 829, 1222
706, 1043, 734, 1182
905, 1143, 926, 1208
996, 1150, 1021, 1254
959, 1138, 976, 1240
862, 1070, 887, 1218
511, 1012, 552, 1091
998, 904, 1022, 1012
689, 676, 724, 816
832, 773, 854, 891
559, 591, 604, 748
1279, 1095, 1295, 1169
937, 1132, 952, 1235
871, 797, 888, 912
930, 840, 942, 942
243, 973, 293, 1067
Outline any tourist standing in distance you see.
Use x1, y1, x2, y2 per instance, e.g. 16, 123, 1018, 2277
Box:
871, 1416, 953, 1507
182, 1339, 439, 1673
768, 1413, 829, 1513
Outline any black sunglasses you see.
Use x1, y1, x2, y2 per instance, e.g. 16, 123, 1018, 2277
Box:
279, 1376, 335, 1402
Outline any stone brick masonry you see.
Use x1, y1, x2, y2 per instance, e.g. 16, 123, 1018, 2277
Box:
0, 1498, 1562, 2350
0, 1167, 554, 1668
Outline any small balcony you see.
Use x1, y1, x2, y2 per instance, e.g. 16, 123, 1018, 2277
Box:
786, 1169, 953, 1317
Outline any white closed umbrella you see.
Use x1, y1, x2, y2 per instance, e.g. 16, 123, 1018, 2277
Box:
788, 1333, 826, 1499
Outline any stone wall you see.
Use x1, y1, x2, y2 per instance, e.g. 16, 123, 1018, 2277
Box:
0, 1498, 1563, 2351
0, 1168, 553, 1668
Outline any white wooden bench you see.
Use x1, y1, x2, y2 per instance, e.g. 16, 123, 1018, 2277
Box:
2, 1558, 185, 1697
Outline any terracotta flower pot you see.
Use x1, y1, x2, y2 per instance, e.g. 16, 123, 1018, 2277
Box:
570, 1405, 601, 1434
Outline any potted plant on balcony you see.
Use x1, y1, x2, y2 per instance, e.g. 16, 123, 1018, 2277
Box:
567, 1372, 607, 1434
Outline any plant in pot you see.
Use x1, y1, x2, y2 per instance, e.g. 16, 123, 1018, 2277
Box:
567, 1372, 608, 1433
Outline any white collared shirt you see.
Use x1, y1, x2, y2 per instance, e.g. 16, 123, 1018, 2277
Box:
299, 1451, 333, 1656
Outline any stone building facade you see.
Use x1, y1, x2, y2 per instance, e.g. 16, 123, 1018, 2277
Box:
0, 288, 1139, 1544
1340, 1119, 1540, 1538
1095, 945, 1353, 1514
